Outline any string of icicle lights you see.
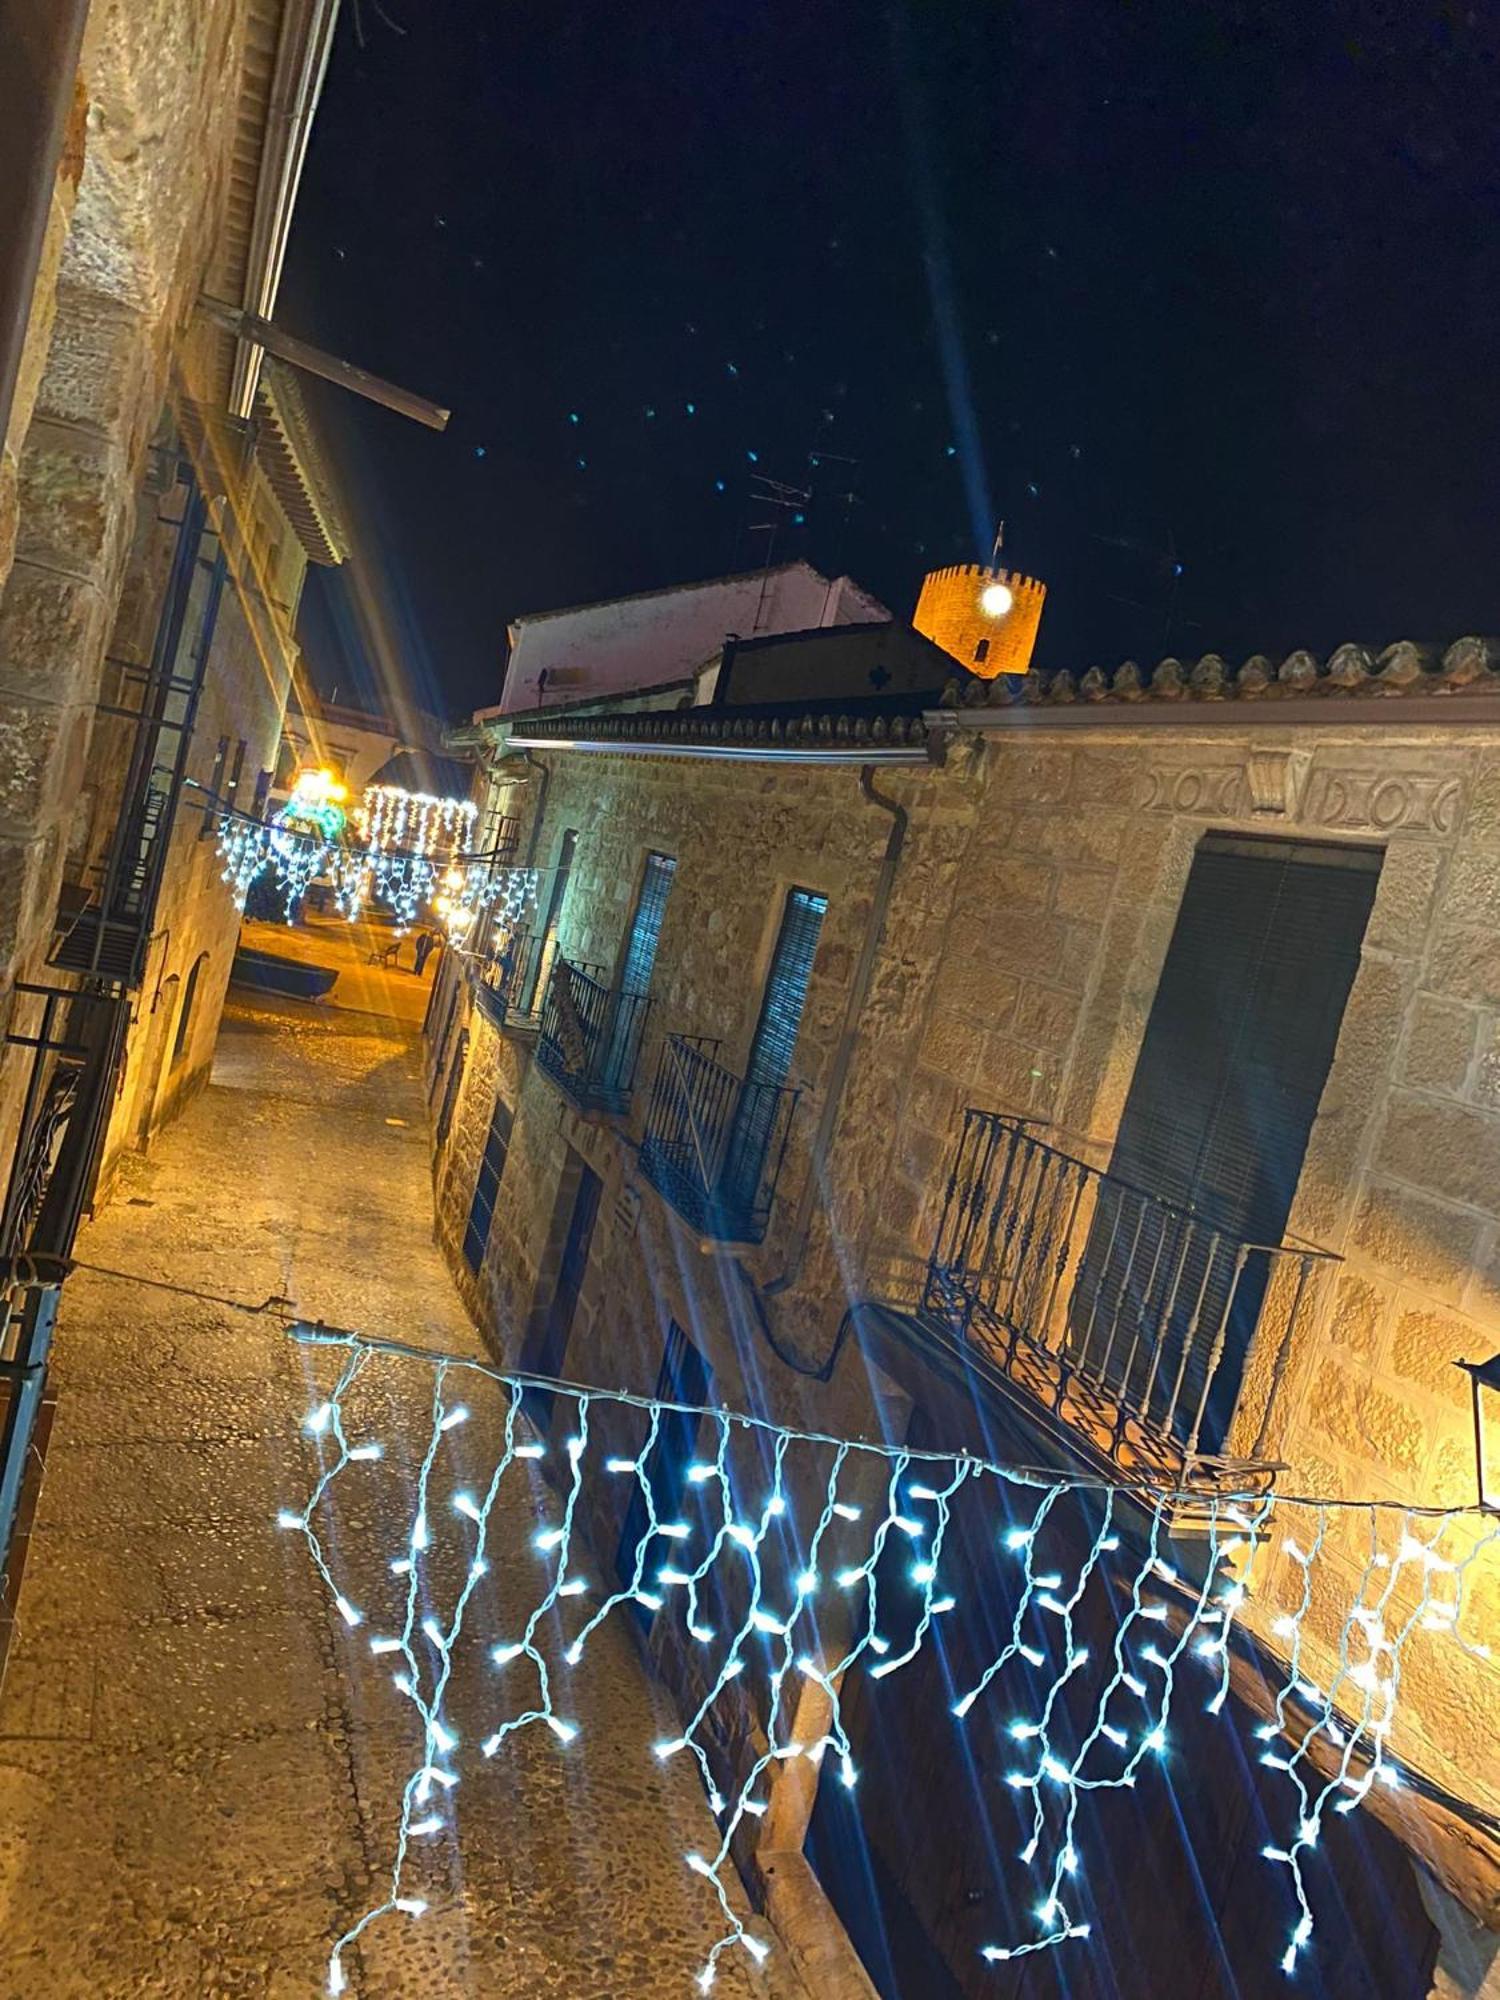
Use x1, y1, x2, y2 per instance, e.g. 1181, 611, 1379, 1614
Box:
216, 811, 538, 934
280, 1324, 1497, 1997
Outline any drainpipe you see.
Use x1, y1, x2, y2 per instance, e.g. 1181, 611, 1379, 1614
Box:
760, 765, 907, 1301
520, 749, 550, 867
0, 0, 89, 457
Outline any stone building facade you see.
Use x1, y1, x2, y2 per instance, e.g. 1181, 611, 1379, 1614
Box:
0, 0, 343, 1209
429, 630, 1500, 1995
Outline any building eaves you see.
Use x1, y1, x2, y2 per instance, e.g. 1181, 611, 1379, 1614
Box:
202, 0, 339, 417
254, 358, 347, 565
504, 703, 935, 765
933, 636, 1500, 727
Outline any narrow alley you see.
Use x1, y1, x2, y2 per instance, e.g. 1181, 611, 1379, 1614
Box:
0, 948, 793, 1999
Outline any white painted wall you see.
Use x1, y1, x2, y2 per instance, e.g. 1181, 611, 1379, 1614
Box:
498, 562, 889, 714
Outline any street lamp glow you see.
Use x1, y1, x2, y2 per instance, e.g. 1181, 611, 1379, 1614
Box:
980, 580, 1014, 618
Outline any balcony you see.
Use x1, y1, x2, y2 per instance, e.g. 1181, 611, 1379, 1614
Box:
536, 958, 651, 1115
470, 930, 550, 1036
922, 1111, 1336, 1487
639, 1034, 800, 1244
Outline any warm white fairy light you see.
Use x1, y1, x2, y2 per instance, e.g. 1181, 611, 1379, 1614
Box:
279, 1325, 1495, 1996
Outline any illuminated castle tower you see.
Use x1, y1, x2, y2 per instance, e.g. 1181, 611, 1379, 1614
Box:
913, 563, 1047, 678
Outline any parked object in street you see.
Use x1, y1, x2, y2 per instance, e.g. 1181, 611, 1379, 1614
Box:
230, 945, 339, 1000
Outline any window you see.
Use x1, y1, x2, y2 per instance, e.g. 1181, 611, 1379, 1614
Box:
523, 828, 577, 1012
463, 1090, 514, 1271
436, 1030, 467, 1148
171, 954, 208, 1069
605, 851, 676, 1084
617, 853, 676, 995
251, 768, 272, 820
225, 738, 247, 813
429, 978, 462, 1098
723, 887, 828, 1215
973, 638, 990, 665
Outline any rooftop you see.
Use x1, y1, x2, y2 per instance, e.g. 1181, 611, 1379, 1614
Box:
942, 635, 1500, 710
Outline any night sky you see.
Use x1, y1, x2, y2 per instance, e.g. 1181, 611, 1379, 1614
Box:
282, 2, 1500, 725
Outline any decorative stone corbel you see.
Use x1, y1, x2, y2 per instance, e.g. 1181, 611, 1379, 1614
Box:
1245, 748, 1310, 818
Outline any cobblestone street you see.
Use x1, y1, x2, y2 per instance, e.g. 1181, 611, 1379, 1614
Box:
0, 968, 798, 1999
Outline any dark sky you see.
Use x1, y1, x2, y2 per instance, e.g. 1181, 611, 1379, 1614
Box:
282, 1, 1500, 724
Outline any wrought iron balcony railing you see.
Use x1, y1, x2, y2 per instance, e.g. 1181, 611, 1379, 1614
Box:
536, 958, 652, 1114
639, 1034, 800, 1244
472, 930, 550, 1034
923, 1110, 1337, 1484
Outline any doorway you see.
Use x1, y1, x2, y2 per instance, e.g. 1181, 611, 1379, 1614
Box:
614, 1319, 713, 1613
520, 1152, 602, 1419
1075, 833, 1380, 1450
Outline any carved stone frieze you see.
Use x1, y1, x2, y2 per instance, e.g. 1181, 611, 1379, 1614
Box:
1299, 766, 1463, 835
1138, 763, 1246, 817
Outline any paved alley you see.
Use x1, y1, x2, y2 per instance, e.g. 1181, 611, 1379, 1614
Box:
0, 958, 795, 1999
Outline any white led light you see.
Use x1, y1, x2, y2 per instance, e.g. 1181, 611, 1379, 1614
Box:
282, 1333, 1459, 1994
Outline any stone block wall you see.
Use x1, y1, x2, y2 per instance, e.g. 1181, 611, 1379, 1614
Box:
0, 0, 251, 1182
439, 708, 1500, 1871
94, 452, 307, 1173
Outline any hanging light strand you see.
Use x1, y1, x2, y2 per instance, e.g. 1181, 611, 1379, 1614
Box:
280, 1325, 1497, 1997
